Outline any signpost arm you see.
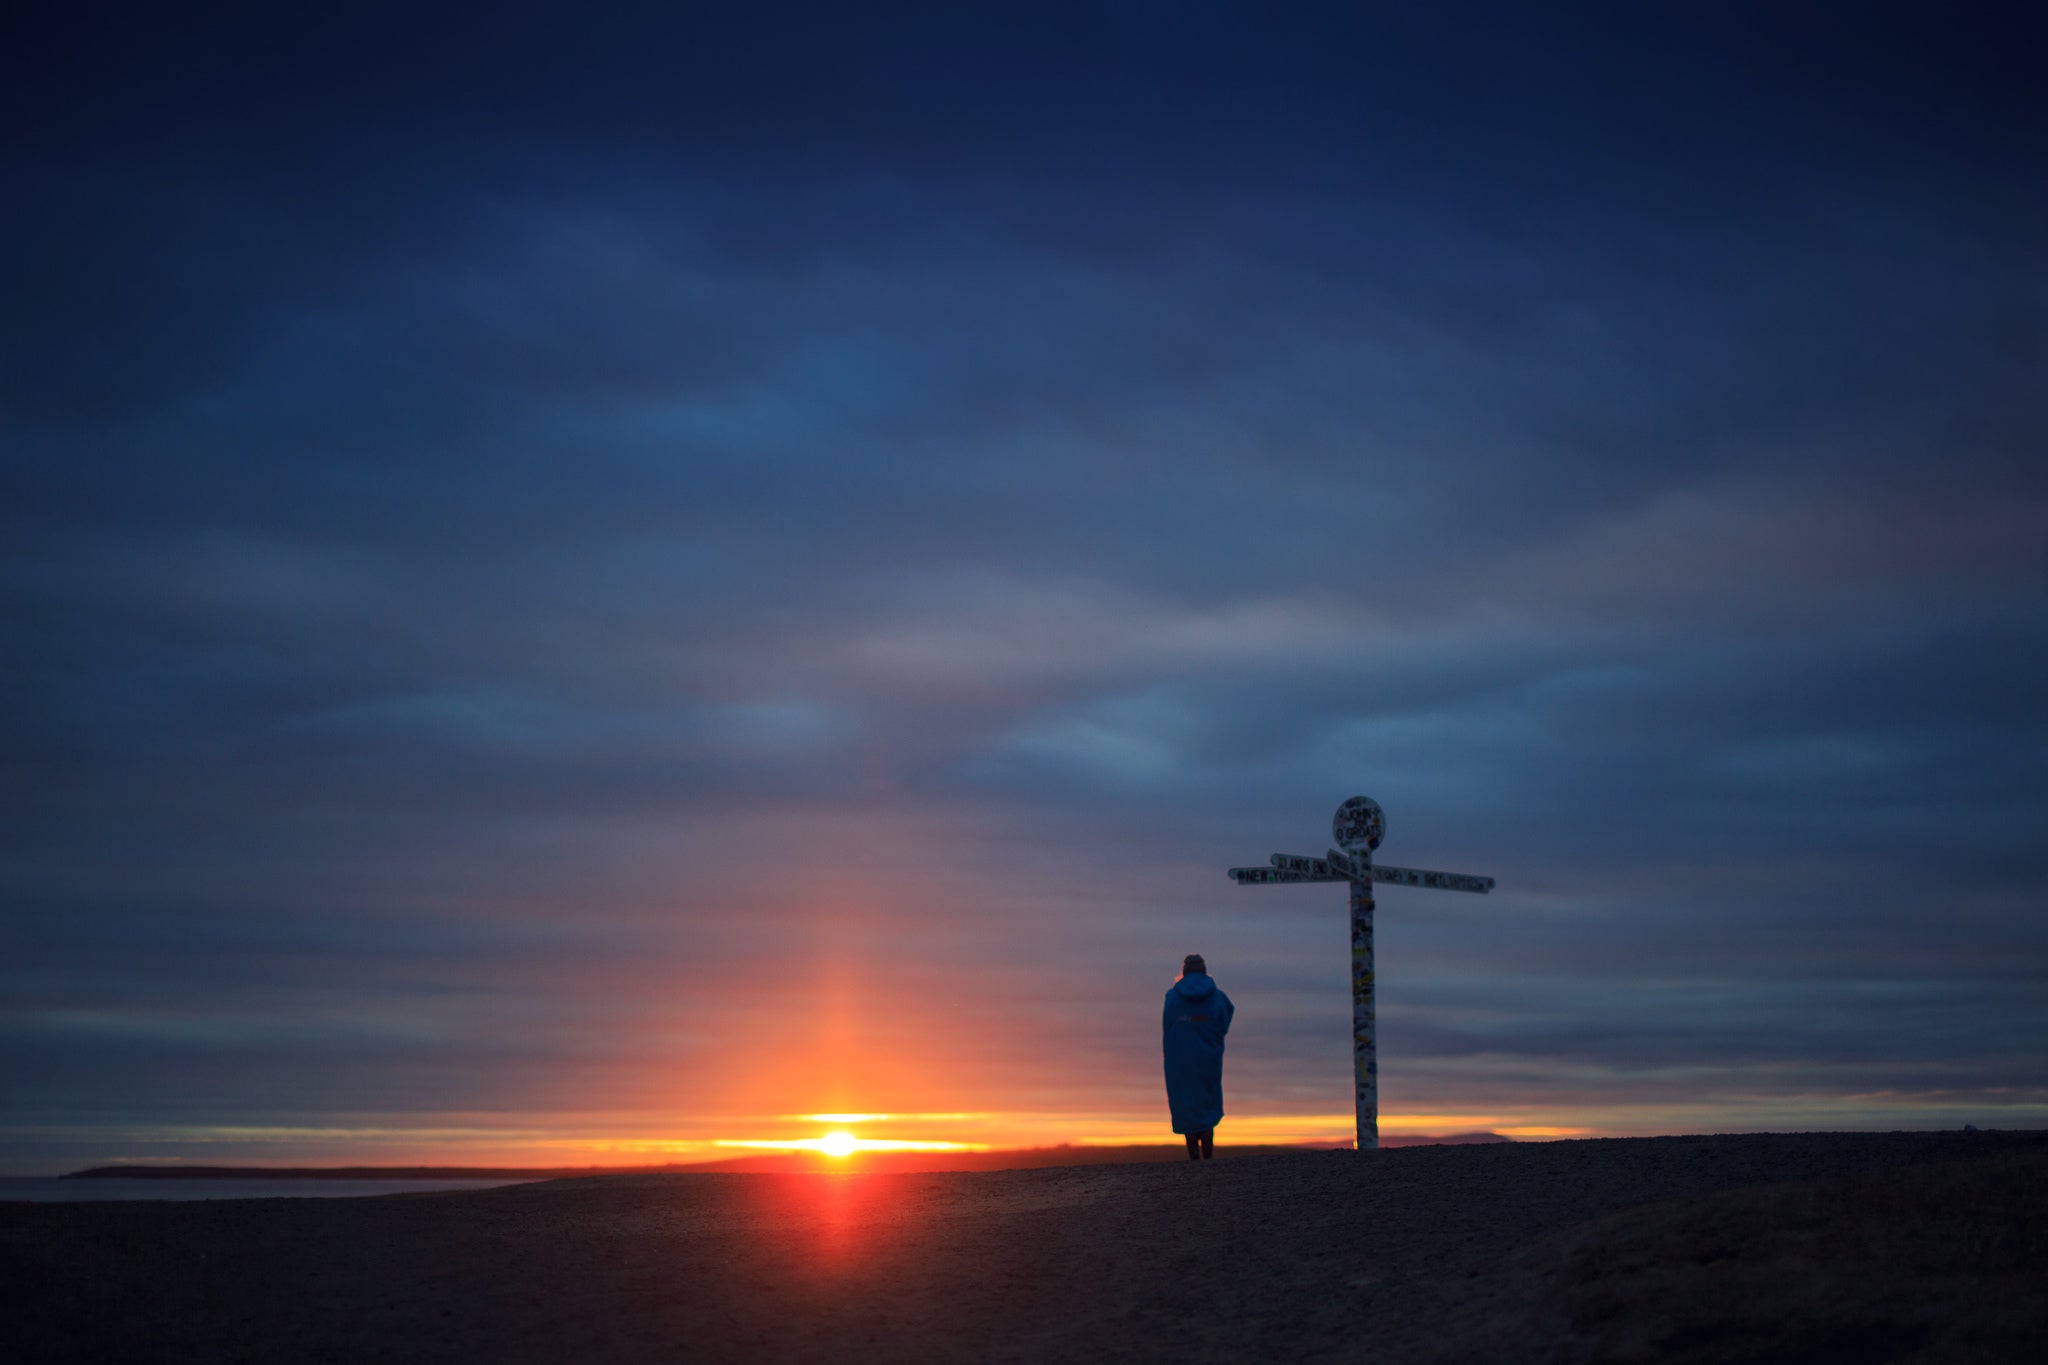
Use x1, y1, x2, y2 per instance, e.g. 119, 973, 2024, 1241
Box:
1351, 854, 1377, 1151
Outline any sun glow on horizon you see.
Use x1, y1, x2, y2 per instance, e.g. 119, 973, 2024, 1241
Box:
712, 1134, 988, 1155
543, 1112, 1604, 1161
69, 1097, 2044, 1175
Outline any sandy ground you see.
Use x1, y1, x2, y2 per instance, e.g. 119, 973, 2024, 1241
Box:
5, 1130, 2043, 1364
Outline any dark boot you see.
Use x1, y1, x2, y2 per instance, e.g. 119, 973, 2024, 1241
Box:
1185, 1134, 1201, 1161
1199, 1130, 1215, 1159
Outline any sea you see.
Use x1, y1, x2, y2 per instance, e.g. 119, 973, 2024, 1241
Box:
0, 1177, 540, 1202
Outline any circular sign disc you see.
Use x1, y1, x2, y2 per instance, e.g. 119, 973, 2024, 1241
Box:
1333, 795, 1385, 852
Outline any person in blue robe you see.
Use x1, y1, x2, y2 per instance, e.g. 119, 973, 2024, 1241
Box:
1162, 953, 1234, 1159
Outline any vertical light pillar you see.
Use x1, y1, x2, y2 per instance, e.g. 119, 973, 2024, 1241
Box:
1350, 859, 1377, 1150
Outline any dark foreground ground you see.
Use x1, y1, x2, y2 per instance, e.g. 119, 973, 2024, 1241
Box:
5, 1130, 2043, 1364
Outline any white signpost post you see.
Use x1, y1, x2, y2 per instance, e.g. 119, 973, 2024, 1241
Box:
1229, 796, 1494, 1151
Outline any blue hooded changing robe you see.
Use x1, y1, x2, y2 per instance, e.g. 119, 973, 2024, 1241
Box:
1162, 973, 1235, 1134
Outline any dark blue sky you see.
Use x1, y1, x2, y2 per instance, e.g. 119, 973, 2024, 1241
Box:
4, 3, 2044, 1171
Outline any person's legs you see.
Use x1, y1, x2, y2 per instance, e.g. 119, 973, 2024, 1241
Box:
1185, 1133, 1201, 1161
1199, 1129, 1214, 1159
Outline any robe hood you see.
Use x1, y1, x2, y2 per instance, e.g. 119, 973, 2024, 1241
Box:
1175, 973, 1217, 999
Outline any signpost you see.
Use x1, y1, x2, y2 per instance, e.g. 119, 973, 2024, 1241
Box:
1228, 796, 1493, 1151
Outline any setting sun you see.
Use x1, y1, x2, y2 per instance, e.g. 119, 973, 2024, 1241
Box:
818, 1131, 859, 1158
